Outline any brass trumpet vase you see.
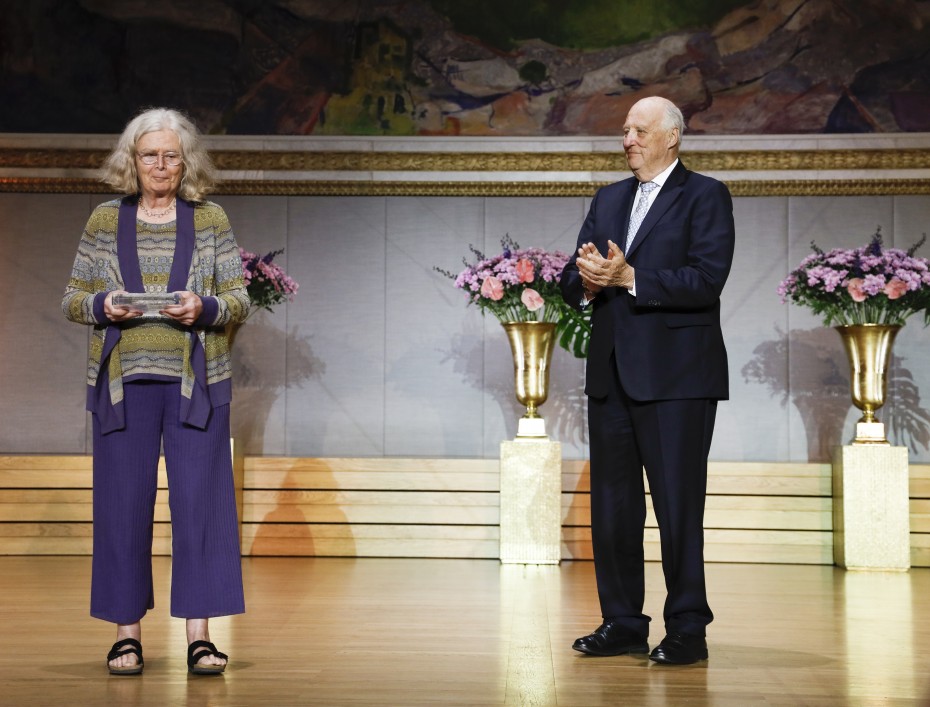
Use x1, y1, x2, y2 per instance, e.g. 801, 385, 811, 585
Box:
502, 321, 557, 438
835, 323, 901, 444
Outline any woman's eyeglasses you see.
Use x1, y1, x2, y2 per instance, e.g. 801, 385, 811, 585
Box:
137, 152, 183, 167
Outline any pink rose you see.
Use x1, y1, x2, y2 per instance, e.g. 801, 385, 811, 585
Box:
521, 288, 544, 311
515, 258, 535, 284
846, 278, 867, 302
480, 276, 504, 301
884, 277, 908, 300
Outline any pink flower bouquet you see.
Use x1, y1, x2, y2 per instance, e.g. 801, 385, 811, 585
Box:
441, 235, 569, 323
437, 235, 591, 357
778, 229, 930, 326
240, 247, 299, 317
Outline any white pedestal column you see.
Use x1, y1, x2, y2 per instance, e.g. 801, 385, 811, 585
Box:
499, 439, 562, 564
832, 444, 910, 570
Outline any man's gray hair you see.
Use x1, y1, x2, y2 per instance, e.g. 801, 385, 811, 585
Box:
660, 99, 685, 147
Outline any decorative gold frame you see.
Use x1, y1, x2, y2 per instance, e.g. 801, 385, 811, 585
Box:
1, 147, 929, 196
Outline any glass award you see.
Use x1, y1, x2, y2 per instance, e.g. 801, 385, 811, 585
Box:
112, 292, 181, 316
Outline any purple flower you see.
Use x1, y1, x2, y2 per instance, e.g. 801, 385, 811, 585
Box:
778, 228, 930, 326
240, 247, 299, 317
436, 235, 573, 324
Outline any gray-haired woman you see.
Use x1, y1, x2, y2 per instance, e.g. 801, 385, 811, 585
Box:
62, 108, 249, 675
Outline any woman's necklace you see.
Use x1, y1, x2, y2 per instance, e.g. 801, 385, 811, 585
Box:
139, 197, 176, 219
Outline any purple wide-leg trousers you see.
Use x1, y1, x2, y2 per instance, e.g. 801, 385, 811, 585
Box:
91, 380, 245, 624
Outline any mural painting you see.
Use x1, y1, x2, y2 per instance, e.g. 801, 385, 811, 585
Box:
2, 0, 929, 135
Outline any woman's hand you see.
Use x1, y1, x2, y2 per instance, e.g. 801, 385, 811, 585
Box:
104, 291, 143, 322
161, 291, 204, 326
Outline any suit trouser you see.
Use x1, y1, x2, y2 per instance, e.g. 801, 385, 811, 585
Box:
587, 357, 716, 638
91, 380, 245, 625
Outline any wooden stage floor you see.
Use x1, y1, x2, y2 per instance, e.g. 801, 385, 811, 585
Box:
1, 556, 929, 706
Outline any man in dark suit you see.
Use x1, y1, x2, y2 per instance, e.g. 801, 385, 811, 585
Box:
560, 96, 735, 665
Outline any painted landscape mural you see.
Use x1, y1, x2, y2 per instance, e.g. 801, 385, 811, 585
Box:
2, 0, 929, 135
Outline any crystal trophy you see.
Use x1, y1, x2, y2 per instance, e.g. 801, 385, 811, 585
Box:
112, 292, 181, 316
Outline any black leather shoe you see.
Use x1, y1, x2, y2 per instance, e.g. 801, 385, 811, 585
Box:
648, 632, 708, 665
572, 621, 649, 656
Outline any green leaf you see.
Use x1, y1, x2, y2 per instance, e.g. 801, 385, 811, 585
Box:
555, 307, 591, 358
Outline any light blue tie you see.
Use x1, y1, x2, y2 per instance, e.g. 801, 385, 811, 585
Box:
625, 181, 658, 251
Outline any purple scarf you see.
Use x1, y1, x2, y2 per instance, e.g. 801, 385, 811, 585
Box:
93, 196, 211, 433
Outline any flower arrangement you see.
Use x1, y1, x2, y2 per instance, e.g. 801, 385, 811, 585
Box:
437, 235, 591, 357
239, 247, 299, 318
778, 229, 930, 326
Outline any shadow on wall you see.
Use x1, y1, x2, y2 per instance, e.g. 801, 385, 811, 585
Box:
439, 331, 588, 448
248, 468, 313, 556
742, 325, 930, 460
226, 319, 351, 556
545, 366, 588, 449
886, 355, 930, 454
230, 317, 325, 454
247, 466, 355, 558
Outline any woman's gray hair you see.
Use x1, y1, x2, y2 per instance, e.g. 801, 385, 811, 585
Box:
100, 108, 216, 202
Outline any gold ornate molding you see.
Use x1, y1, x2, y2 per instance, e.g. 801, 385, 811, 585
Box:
3, 176, 929, 197
724, 179, 930, 197
1, 147, 930, 172
686, 149, 930, 171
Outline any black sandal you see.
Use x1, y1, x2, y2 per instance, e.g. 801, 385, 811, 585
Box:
187, 640, 228, 675
107, 638, 143, 675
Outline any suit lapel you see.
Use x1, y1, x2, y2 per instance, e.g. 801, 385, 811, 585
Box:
625, 161, 688, 258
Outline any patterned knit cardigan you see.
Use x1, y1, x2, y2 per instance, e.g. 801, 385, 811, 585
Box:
62, 198, 250, 431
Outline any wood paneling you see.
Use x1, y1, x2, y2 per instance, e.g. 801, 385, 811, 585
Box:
0, 455, 927, 566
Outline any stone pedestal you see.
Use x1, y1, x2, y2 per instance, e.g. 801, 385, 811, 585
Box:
499, 439, 562, 564
833, 444, 910, 570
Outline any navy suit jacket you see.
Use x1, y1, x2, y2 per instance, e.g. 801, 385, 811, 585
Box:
561, 160, 735, 402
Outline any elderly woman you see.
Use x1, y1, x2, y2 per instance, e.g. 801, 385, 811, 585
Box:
62, 108, 250, 675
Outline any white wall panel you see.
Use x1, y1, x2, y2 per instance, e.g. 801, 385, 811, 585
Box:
0, 194, 96, 452
384, 197, 486, 456
482, 197, 589, 458
285, 197, 388, 456
2, 192, 929, 463
718, 196, 792, 461
890, 196, 930, 454
220, 195, 290, 455
786, 197, 897, 461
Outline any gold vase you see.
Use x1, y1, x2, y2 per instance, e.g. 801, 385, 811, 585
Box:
502, 321, 557, 438
835, 323, 901, 444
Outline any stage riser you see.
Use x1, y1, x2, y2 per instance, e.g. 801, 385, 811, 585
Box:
1, 456, 927, 565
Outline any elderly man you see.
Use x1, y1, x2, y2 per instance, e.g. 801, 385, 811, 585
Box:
560, 96, 735, 665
